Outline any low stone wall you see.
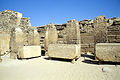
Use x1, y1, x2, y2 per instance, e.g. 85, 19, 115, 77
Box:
96, 43, 120, 62
18, 46, 41, 58
48, 44, 80, 59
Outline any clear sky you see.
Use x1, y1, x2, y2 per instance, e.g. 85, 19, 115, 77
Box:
0, 0, 120, 26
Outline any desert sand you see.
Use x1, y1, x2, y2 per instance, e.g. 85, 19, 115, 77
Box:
0, 54, 120, 80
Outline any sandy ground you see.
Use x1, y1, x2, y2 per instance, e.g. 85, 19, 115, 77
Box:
0, 54, 120, 80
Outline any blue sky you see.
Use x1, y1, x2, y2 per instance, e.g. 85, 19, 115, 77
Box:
0, 0, 120, 26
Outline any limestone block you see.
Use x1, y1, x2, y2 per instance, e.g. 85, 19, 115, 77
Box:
96, 43, 120, 62
0, 33, 10, 54
48, 44, 81, 59
18, 46, 41, 58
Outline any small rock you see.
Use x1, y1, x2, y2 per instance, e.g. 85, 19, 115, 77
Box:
102, 67, 112, 72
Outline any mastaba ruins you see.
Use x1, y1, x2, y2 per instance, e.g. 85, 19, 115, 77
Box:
0, 10, 120, 63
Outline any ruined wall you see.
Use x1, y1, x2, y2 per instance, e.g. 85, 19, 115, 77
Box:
37, 26, 46, 49
19, 18, 33, 46
107, 17, 120, 43
79, 20, 94, 53
55, 24, 67, 44
0, 10, 120, 57
33, 28, 40, 45
0, 10, 22, 33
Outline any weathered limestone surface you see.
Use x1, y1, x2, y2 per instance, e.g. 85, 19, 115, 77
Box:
96, 43, 120, 62
48, 44, 80, 59
0, 32, 10, 54
0, 10, 22, 33
94, 16, 108, 43
66, 20, 80, 44
33, 28, 40, 45
45, 23, 58, 50
9, 28, 24, 59
18, 46, 41, 58
48, 20, 81, 60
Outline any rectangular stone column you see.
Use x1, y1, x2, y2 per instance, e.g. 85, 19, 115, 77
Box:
94, 16, 108, 43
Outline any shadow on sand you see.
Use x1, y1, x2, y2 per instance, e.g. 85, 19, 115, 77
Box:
81, 53, 120, 65
44, 57, 72, 62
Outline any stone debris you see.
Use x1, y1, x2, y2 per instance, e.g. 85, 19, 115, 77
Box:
102, 67, 112, 72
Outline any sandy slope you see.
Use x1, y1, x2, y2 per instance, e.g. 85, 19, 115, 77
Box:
0, 54, 120, 80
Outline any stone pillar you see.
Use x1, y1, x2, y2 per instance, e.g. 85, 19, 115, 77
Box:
45, 23, 58, 50
66, 19, 80, 44
94, 16, 108, 43
33, 28, 40, 45
28, 28, 34, 45
10, 28, 24, 59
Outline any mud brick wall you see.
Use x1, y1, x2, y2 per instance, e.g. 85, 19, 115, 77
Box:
79, 20, 94, 53
107, 19, 120, 43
